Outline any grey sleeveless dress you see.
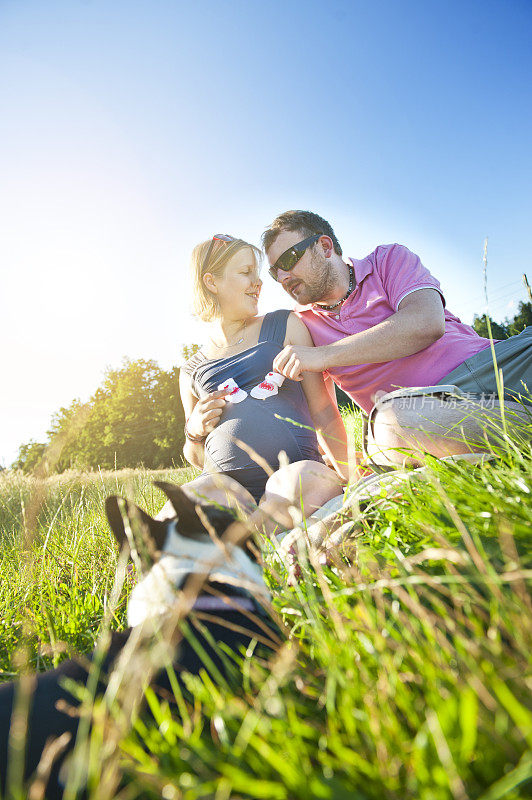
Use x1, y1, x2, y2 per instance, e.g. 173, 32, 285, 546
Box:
182, 310, 323, 502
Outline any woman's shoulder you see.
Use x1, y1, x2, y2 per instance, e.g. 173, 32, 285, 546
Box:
181, 350, 207, 377
284, 311, 314, 345
257, 309, 294, 345
263, 309, 291, 322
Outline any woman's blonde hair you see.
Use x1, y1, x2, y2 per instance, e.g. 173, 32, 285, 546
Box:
190, 237, 262, 321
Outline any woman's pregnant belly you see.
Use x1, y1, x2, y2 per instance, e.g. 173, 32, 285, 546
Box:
204, 399, 319, 473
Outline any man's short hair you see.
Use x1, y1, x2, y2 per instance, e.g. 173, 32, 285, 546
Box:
262, 210, 343, 257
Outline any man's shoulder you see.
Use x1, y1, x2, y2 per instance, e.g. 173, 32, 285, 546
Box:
354, 243, 414, 260
347, 243, 412, 275
366, 244, 424, 280
371, 243, 414, 262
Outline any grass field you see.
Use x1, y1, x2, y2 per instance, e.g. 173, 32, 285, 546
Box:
0, 408, 531, 799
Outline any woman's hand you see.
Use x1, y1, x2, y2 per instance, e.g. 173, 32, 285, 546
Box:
186, 390, 228, 439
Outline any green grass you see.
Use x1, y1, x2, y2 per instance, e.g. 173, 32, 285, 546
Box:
0, 467, 198, 675
0, 412, 531, 799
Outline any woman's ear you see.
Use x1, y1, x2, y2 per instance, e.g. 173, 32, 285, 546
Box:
203, 271, 218, 294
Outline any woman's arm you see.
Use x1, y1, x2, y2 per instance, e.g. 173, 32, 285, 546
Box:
284, 314, 349, 481
179, 370, 205, 469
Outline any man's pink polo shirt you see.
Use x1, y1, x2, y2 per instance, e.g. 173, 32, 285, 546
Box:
295, 243, 492, 414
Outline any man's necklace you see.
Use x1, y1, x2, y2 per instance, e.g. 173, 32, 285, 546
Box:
315, 264, 355, 311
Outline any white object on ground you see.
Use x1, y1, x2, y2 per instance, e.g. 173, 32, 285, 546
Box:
218, 378, 247, 403
250, 371, 285, 400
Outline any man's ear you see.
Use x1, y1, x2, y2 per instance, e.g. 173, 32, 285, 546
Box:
318, 235, 334, 258
203, 271, 218, 294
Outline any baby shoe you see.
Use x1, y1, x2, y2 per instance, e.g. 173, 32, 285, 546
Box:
218, 377, 247, 403
250, 371, 285, 400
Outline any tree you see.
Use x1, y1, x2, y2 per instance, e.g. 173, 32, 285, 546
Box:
46, 399, 92, 472
472, 314, 509, 340
13, 359, 187, 474
507, 301, 532, 337
181, 343, 201, 361
67, 359, 186, 470
151, 366, 186, 467
13, 441, 47, 474
79, 359, 166, 469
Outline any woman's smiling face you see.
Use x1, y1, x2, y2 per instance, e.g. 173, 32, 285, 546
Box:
211, 247, 262, 318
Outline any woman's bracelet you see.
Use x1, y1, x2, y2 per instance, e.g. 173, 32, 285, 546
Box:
184, 421, 206, 444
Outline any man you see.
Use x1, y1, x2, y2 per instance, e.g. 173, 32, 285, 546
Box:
263, 210, 531, 469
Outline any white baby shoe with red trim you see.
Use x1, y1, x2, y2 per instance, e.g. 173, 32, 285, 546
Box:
250, 371, 285, 400
218, 378, 248, 403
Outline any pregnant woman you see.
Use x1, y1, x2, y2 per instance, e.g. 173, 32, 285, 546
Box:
174, 234, 349, 531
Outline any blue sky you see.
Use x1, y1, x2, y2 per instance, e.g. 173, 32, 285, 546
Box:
1, 0, 531, 466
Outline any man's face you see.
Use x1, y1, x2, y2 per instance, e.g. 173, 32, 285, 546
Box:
266, 231, 334, 305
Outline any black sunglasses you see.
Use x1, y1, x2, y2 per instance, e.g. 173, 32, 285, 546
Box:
201, 234, 236, 273
268, 234, 321, 281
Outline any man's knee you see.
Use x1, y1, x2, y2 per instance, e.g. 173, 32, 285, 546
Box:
366, 392, 519, 466
367, 398, 422, 466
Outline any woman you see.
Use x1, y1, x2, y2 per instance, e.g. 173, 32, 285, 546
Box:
175, 234, 349, 532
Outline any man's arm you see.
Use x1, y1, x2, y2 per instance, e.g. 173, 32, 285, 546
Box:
273, 288, 445, 380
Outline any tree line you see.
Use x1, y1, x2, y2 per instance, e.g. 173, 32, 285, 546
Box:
471, 300, 532, 339
12, 302, 532, 474
13, 359, 188, 474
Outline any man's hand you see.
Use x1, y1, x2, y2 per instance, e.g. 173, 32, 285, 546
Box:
273, 345, 328, 380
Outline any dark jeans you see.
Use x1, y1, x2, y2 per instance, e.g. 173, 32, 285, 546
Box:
438, 326, 532, 403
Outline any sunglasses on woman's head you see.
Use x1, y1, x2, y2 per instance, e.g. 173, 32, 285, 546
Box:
268, 234, 321, 281
202, 234, 236, 272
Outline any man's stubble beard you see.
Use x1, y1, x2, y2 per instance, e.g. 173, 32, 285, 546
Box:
295, 250, 337, 305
